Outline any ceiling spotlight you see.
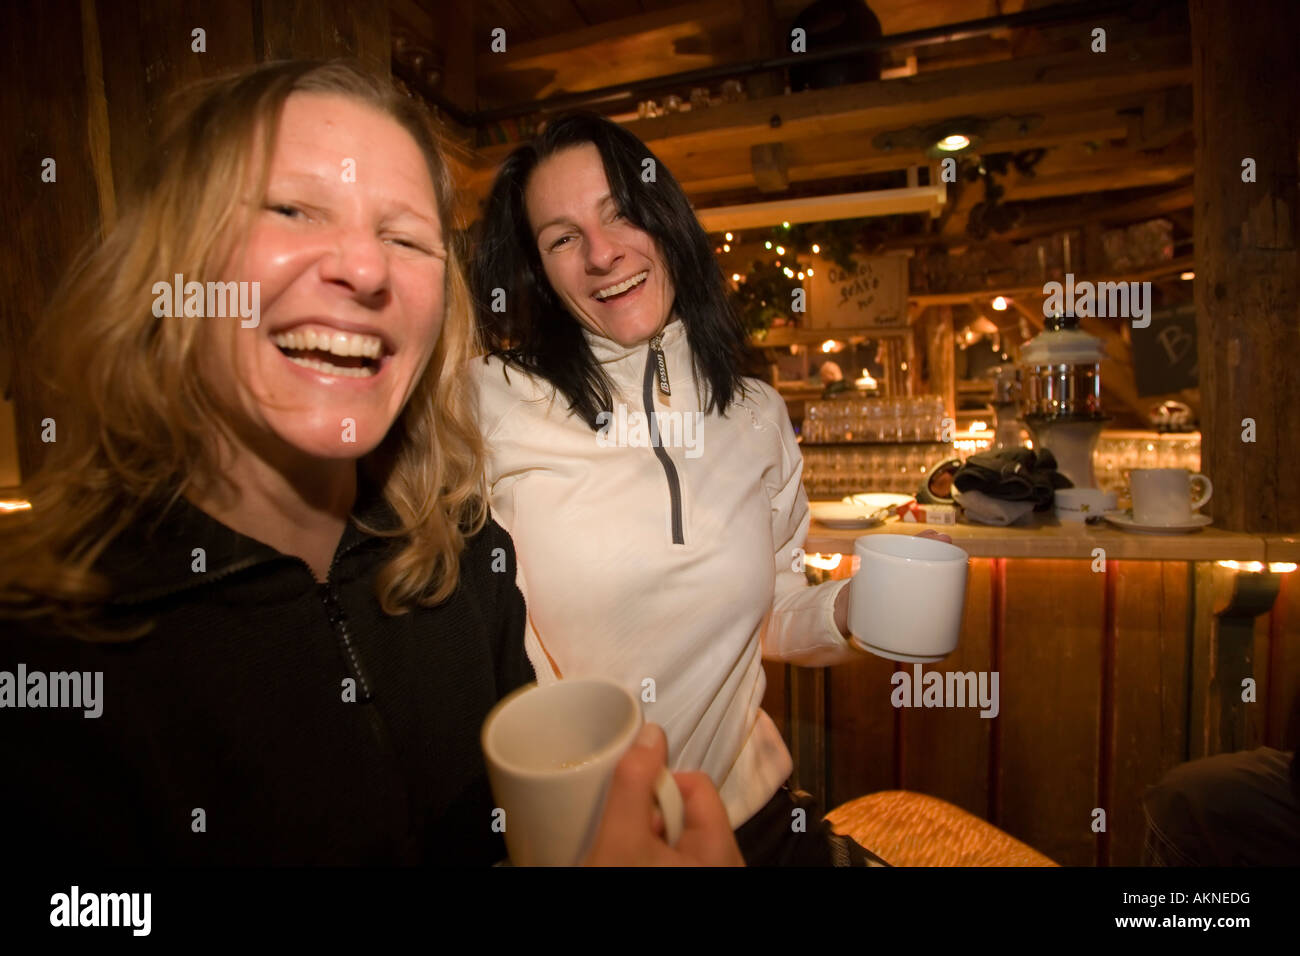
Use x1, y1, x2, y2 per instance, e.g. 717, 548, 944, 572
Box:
764, 241, 772, 250
935, 133, 971, 152
797, 271, 805, 280
731, 273, 741, 281
782, 221, 790, 229
725, 232, 733, 241
811, 244, 820, 254
806, 268, 814, 276
776, 246, 785, 255
783, 267, 795, 278
1180, 271, 1195, 280
992, 296, 1008, 311
723, 243, 731, 252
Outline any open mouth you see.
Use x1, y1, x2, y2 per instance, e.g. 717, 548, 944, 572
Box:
270, 328, 388, 379
593, 270, 648, 303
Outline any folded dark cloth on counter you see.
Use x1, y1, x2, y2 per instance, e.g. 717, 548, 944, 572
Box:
952, 448, 1072, 512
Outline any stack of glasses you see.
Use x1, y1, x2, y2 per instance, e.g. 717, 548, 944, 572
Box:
803, 395, 948, 443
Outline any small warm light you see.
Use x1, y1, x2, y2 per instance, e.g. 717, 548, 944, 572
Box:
783, 267, 795, 278
900, 361, 908, 371
797, 271, 805, 280
731, 273, 741, 281
776, 246, 785, 255
725, 232, 733, 241
935, 133, 971, 151
0, 499, 32, 514
1180, 271, 1195, 281
806, 267, 814, 276
764, 240, 773, 250
805, 552, 842, 571
782, 221, 791, 229
1217, 560, 1297, 573
811, 243, 821, 254
820, 339, 843, 353
774, 260, 781, 267
723, 243, 731, 252
992, 296, 1008, 311
970, 420, 989, 432
715, 246, 722, 253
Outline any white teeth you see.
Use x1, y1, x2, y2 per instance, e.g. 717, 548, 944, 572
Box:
284, 354, 377, 378
270, 328, 385, 359
594, 271, 649, 300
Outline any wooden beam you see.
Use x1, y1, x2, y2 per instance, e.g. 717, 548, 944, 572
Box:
749, 142, 789, 193
477, 0, 743, 102
695, 185, 944, 231
1191, 0, 1300, 533
615, 36, 1191, 160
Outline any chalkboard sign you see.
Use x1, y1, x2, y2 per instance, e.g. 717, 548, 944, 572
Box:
806, 254, 908, 330
1130, 303, 1197, 396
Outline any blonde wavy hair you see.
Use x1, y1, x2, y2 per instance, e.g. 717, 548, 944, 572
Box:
0, 60, 486, 634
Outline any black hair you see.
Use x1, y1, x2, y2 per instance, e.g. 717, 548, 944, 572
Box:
472, 112, 750, 429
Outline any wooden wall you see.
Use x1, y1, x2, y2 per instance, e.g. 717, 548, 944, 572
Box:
763, 558, 1299, 866
0, 0, 391, 482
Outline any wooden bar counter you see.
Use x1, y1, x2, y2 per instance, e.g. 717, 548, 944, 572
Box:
806, 513, 1272, 562
765, 509, 1299, 867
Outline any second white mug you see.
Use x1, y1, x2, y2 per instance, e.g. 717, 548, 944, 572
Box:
1130, 468, 1212, 526
481, 677, 684, 866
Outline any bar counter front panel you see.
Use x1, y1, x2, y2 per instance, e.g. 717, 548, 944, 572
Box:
761, 516, 1300, 867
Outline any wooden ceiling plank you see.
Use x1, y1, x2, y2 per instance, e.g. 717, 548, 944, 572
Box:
620, 35, 1191, 157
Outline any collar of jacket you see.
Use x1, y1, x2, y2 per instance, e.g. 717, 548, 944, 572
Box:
582, 317, 687, 369
99, 478, 400, 605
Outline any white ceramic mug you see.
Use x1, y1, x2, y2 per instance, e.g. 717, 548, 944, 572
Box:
1054, 487, 1118, 522
481, 677, 684, 866
849, 534, 969, 662
1130, 468, 1212, 526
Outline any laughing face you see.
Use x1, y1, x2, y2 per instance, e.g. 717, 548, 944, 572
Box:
202, 91, 446, 463
525, 143, 675, 348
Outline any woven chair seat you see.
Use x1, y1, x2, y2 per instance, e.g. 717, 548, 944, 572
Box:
826, 790, 1058, 867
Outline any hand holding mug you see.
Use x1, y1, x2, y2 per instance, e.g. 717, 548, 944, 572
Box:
583, 723, 745, 867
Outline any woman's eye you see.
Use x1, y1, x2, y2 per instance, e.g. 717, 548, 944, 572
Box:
387, 237, 426, 252
267, 203, 304, 219
548, 235, 573, 251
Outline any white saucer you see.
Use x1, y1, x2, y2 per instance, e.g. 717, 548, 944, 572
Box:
844, 492, 915, 511
1102, 512, 1212, 534
850, 635, 944, 663
811, 501, 885, 529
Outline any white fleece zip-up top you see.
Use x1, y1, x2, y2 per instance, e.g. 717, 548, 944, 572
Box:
472, 318, 858, 828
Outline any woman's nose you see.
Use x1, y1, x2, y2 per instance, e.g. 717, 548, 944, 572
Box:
584, 224, 624, 273
318, 226, 391, 304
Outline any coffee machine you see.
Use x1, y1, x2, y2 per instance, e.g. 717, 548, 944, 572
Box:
1019, 314, 1114, 514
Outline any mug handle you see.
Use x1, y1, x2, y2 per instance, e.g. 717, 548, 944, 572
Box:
653, 767, 685, 847
1190, 473, 1213, 510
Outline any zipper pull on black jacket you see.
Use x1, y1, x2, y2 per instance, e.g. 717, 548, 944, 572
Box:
649, 332, 671, 397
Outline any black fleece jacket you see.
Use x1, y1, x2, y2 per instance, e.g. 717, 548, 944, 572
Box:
0, 486, 532, 865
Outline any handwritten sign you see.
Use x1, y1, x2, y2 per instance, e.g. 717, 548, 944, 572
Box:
806, 254, 908, 329
1131, 303, 1197, 396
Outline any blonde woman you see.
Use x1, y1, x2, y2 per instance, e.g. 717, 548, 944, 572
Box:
0, 62, 738, 866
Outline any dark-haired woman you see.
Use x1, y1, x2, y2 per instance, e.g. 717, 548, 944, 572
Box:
473, 114, 891, 866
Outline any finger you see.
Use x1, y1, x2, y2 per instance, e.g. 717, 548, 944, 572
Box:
597, 723, 668, 835
672, 771, 746, 866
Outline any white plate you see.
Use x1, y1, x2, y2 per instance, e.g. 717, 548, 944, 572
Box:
1102, 512, 1212, 534
844, 492, 915, 511
811, 501, 885, 529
